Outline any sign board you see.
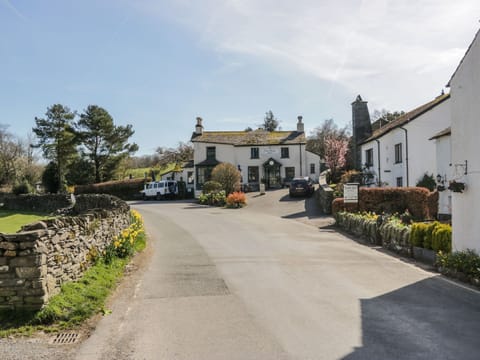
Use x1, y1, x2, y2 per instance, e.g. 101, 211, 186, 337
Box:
343, 183, 359, 203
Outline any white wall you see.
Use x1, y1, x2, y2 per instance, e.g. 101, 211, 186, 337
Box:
450, 32, 480, 252
434, 135, 452, 216
405, 99, 451, 186
361, 97, 451, 189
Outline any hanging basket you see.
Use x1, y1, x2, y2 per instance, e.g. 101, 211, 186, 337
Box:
448, 180, 465, 193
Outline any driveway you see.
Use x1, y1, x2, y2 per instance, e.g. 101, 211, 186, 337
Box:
72, 188, 480, 360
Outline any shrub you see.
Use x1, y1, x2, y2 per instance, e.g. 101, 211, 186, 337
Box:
198, 190, 226, 206
226, 191, 247, 208
12, 181, 34, 195
416, 173, 436, 192
422, 221, 441, 250
410, 222, 428, 247
432, 223, 452, 253
202, 181, 223, 194
211, 163, 241, 195
336, 170, 362, 196
437, 249, 480, 279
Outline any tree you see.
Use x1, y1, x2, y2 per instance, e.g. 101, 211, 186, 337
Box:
371, 109, 405, 130
211, 163, 241, 195
32, 104, 78, 192
76, 105, 138, 183
306, 119, 350, 159
324, 136, 349, 183
0, 124, 23, 186
262, 110, 279, 132
156, 142, 193, 168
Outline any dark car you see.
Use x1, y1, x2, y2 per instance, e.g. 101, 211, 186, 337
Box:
289, 177, 315, 197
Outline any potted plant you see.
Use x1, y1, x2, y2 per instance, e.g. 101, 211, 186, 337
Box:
448, 180, 465, 193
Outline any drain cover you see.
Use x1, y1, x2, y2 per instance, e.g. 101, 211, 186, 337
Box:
51, 332, 79, 344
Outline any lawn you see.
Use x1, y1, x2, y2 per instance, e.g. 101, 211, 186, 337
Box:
0, 210, 51, 234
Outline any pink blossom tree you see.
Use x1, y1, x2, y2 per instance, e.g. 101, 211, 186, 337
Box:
324, 136, 349, 182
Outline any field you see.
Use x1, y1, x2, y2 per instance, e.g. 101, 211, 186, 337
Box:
0, 210, 52, 234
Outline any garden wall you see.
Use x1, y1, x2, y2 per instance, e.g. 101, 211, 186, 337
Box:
332, 187, 438, 220
315, 171, 334, 214
0, 194, 72, 213
0, 194, 130, 311
75, 178, 147, 200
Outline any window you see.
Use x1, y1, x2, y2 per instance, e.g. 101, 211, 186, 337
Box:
248, 166, 259, 182
250, 147, 259, 159
365, 148, 373, 167
206, 146, 216, 160
187, 171, 194, 184
281, 147, 289, 158
394, 143, 402, 164
310, 163, 315, 174
396, 177, 403, 187
196, 167, 214, 189
285, 167, 295, 180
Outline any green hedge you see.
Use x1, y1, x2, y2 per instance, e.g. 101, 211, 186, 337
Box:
409, 221, 451, 253
75, 178, 147, 200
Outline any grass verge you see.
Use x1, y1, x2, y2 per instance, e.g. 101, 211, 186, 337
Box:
0, 211, 146, 337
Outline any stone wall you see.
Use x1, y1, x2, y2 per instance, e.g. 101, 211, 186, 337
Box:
0, 194, 72, 213
315, 171, 334, 214
0, 194, 130, 311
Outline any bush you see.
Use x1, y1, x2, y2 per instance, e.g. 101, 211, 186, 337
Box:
211, 163, 241, 195
410, 222, 428, 247
202, 181, 223, 194
198, 190, 226, 206
423, 221, 439, 250
226, 191, 247, 208
12, 181, 34, 195
437, 249, 480, 280
416, 173, 436, 192
432, 223, 452, 253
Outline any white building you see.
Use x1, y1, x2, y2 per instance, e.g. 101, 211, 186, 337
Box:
447, 29, 480, 252
191, 116, 321, 197
359, 94, 451, 194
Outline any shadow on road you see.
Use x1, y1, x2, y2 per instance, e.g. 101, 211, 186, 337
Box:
342, 277, 480, 360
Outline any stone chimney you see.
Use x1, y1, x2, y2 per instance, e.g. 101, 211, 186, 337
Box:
297, 115, 304, 132
351, 95, 372, 170
195, 117, 204, 135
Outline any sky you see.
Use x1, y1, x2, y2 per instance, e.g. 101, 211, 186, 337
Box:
1, 0, 479, 156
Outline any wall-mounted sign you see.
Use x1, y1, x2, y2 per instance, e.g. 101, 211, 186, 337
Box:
344, 183, 359, 203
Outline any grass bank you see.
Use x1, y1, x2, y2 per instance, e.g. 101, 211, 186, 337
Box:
0, 210, 146, 337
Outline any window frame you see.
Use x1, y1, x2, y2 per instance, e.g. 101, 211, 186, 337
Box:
247, 166, 259, 182
281, 147, 290, 159
206, 146, 216, 160
250, 147, 259, 159
394, 143, 402, 164
365, 148, 374, 167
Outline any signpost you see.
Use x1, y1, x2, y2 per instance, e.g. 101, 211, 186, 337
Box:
343, 183, 359, 204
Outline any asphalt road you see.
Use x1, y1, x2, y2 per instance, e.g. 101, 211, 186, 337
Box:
73, 189, 480, 360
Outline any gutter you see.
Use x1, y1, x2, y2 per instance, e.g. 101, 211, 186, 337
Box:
400, 126, 409, 186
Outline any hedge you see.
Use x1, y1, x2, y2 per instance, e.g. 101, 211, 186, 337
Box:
332, 187, 438, 220
75, 178, 148, 200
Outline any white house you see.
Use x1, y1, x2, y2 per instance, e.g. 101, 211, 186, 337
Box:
429, 127, 452, 219
447, 29, 480, 252
191, 116, 321, 197
359, 94, 451, 196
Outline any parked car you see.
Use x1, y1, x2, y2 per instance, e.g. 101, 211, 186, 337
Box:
140, 180, 178, 200
289, 177, 315, 197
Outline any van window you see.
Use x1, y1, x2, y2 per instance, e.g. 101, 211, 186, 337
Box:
159, 182, 164, 188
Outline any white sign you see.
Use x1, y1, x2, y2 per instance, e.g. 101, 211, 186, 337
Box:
344, 183, 359, 203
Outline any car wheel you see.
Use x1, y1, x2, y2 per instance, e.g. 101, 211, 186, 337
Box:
156, 192, 162, 201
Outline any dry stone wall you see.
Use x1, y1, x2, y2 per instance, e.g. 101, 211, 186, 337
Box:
0, 194, 130, 311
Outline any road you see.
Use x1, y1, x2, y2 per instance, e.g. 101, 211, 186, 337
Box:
73, 189, 480, 360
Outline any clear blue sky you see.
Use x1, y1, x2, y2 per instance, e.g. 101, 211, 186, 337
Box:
1, 0, 479, 156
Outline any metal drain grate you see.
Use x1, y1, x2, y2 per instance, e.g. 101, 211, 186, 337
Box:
51, 332, 79, 344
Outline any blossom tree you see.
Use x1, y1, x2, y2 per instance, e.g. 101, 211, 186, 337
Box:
324, 136, 349, 182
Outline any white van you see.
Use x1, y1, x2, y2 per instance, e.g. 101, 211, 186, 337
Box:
141, 180, 178, 200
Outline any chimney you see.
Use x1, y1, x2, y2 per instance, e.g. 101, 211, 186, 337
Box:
351, 95, 372, 170
297, 115, 304, 132
195, 117, 204, 135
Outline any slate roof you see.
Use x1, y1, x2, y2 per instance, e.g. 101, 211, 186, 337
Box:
191, 129, 306, 146
429, 127, 451, 140
360, 93, 450, 144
